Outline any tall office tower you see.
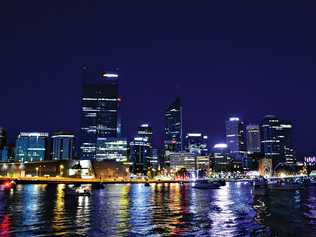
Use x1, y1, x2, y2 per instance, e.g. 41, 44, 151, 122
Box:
279, 122, 295, 164
260, 115, 295, 167
246, 124, 261, 153
129, 123, 153, 173
51, 132, 75, 160
137, 124, 152, 145
211, 143, 231, 172
80, 68, 121, 159
164, 97, 183, 155
0, 127, 7, 150
185, 133, 208, 155
225, 117, 246, 161
0, 147, 8, 162
130, 136, 151, 174
15, 132, 49, 162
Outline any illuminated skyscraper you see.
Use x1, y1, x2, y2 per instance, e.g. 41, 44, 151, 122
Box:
246, 124, 261, 153
51, 132, 75, 160
164, 97, 182, 154
80, 68, 121, 159
185, 133, 208, 155
130, 124, 153, 173
211, 143, 231, 172
225, 117, 246, 161
15, 132, 49, 162
260, 115, 295, 167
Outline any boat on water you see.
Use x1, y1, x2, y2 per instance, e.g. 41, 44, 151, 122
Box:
192, 179, 221, 189
65, 185, 91, 196
2, 181, 17, 191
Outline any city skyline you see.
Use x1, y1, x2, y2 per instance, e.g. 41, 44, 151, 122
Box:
2, 2, 316, 237
2, 1, 316, 157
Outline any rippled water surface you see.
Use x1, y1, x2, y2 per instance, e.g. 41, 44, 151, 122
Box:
0, 182, 316, 236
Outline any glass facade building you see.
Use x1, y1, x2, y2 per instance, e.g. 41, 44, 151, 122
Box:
0, 147, 8, 162
211, 143, 231, 172
225, 117, 246, 161
246, 124, 261, 153
164, 97, 183, 154
80, 68, 121, 159
51, 132, 75, 160
15, 132, 49, 162
130, 123, 153, 173
96, 137, 128, 162
130, 136, 151, 174
260, 115, 295, 167
185, 133, 208, 155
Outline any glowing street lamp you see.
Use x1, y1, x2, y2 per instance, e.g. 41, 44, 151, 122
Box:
59, 164, 64, 176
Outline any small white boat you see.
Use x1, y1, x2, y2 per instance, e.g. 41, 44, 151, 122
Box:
65, 185, 91, 196
192, 180, 221, 189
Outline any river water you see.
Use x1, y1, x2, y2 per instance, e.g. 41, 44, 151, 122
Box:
0, 182, 315, 236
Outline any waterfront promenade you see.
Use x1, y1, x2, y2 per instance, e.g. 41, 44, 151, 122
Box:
0, 176, 193, 184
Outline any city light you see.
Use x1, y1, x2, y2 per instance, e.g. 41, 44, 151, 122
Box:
213, 143, 228, 149
102, 73, 118, 78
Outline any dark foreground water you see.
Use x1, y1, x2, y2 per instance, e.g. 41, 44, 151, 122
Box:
0, 182, 316, 237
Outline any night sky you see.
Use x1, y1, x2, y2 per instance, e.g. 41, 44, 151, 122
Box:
1, 1, 316, 158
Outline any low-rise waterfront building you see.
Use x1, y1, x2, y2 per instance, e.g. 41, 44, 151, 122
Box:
96, 137, 128, 162
0, 159, 129, 179
51, 132, 75, 160
169, 152, 210, 172
15, 132, 49, 162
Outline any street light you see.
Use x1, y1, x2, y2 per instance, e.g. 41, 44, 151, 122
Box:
35, 167, 39, 176
59, 164, 64, 176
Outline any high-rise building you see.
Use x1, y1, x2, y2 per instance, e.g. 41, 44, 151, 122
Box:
80, 68, 121, 159
130, 124, 153, 173
279, 122, 295, 164
15, 132, 49, 162
225, 117, 246, 161
185, 133, 208, 155
51, 132, 75, 160
0, 147, 8, 162
96, 137, 128, 162
246, 124, 261, 153
137, 124, 152, 145
210, 143, 231, 172
260, 115, 295, 167
130, 136, 151, 174
0, 127, 7, 150
164, 97, 183, 155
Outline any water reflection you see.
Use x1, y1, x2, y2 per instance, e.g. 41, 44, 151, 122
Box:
0, 183, 316, 236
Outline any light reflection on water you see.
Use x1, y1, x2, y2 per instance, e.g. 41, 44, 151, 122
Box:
0, 183, 316, 236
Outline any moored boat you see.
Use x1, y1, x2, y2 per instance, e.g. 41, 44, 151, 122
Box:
65, 185, 91, 196
2, 180, 17, 191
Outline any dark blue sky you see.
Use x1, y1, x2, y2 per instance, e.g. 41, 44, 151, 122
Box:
1, 1, 316, 157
